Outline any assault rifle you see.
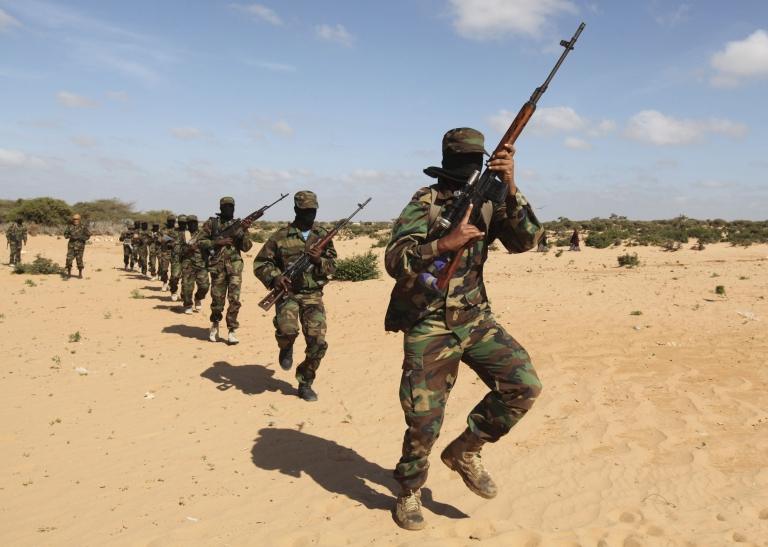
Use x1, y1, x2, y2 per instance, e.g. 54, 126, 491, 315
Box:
188, 193, 289, 254
431, 22, 585, 291
258, 198, 372, 311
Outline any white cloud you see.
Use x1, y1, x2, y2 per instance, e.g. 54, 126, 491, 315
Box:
488, 106, 586, 135
271, 120, 294, 137
232, 3, 283, 26
0, 148, 46, 168
56, 91, 98, 108
71, 135, 99, 148
449, 0, 577, 39
564, 137, 592, 150
624, 110, 747, 146
0, 8, 21, 31
170, 127, 205, 140
653, 3, 691, 27
248, 168, 311, 184
315, 24, 354, 47
710, 29, 768, 86
586, 119, 616, 137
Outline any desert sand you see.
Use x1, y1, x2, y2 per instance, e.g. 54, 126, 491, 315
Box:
1, 235, 767, 546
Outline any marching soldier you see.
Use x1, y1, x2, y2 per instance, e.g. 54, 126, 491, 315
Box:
180, 215, 210, 314
5, 218, 27, 266
158, 214, 176, 291
254, 191, 337, 402
148, 222, 161, 279
118, 220, 134, 270
169, 215, 187, 301
64, 213, 91, 279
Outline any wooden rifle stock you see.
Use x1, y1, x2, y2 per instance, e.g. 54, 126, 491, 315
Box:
433, 23, 584, 291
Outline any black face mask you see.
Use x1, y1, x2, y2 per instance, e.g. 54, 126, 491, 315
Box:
152, 225, 159, 232
134, 222, 141, 230
166, 220, 175, 229
187, 220, 199, 233
294, 208, 316, 231
178, 222, 187, 231
424, 152, 484, 190
141, 223, 148, 230
220, 204, 235, 222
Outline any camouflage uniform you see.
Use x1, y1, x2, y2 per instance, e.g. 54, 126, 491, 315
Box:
181, 215, 210, 307
158, 215, 176, 286
129, 221, 141, 267
254, 191, 337, 387
386, 128, 544, 492
169, 215, 187, 296
118, 223, 135, 269
197, 200, 252, 330
64, 222, 91, 271
136, 223, 150, 275
6, 222, 27, 265
148, 224, 160, 277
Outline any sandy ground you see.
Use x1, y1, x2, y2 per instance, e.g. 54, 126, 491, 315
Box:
1, 235, 767, 547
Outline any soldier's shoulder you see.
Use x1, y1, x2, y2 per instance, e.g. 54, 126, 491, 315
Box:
410, 185, 436, 203
269, 225, 291, 240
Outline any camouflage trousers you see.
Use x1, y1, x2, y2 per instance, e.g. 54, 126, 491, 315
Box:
169, 254, 182, 294
122, 244, 133, 267
66, 242, 86, 270
182, 262, 210, 307
209, 259, 244, 330
8, 242, 22, 265
137, 245, 149, 275
148, 247, 158, 276
274, 292, 328, 386
131, 244, 140, 267
158, 250, 171, 283
394, 308, 542, 491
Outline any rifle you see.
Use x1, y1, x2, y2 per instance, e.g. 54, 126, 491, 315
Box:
431, 22, 585, 291
258, 198, 372, 311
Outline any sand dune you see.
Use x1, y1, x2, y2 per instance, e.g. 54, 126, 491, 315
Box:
1, 236, 767, 546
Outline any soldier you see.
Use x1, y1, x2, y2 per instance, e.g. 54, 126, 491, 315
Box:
158, 214, 176, 291
180, 215, 210, 314
136, 221, 150, 277
569, 228, 581, 251
64, 213, 91, 279
130, 220, 141, 269
254, 191, 337, 402
118, 220, 134, 270
169, 215, 188, 301
197, 197, 252, 345
148, 222, 160, 280
6, 218, 27, 266
385, 128, 543, 530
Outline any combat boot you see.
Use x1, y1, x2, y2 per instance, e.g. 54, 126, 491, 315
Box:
66, 266, 72, 279
171, 292, 179, 302
209, 322, 219, 343
161, 282, 169, 291
393, 488, 426, 531
297, 383, 318, 402
279, 345, 293, 371
184, 306, 193, 315
193, 300, 202, 313
78, 269, 83, 279
227, 329, 239, 345
440, 429, 497, 499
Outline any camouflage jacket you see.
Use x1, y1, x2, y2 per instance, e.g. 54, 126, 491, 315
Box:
181, 230, 207, 269
253, 224, 337, 293
384, 183, 542, 332
6, 223, 27, 244
119, 229, 134, 247
197, 217, 252, 267
158, 227, 176, 254
137, 229, 151, 249
149, 230, 161, 251
64, 224, 91, 246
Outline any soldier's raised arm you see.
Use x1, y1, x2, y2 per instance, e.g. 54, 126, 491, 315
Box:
384, 191, 439, 279
488, 191, 543, 253
253, 237, 281, 289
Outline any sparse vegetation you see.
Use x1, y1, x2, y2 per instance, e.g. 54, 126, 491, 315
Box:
333, 251, 380, 282
715, 285, 726, 296
130, 289, 144, 299
24, 279, 37, 287
630, 310, 643, 316
13, 255, 64, 275
617, 253, 640, 268
68, 331, 81, 343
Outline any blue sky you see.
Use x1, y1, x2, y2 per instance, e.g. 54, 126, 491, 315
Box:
0, 0, 767, 221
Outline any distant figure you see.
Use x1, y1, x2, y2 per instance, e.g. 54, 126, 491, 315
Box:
148, 223, 160, 280
180, 215, 210, 315
6, 218, 27, 266
537, 233, 549, 252
569, 228, 581, 251
118, 220, 135, 270
64, 213, 91, 279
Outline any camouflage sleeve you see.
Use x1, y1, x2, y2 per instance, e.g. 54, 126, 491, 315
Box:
197, 221, 214, 252
64, 226, 72, 239
489, 190, 543, 253
316, 238, 337, 277
384, 194, 440, 279
22, 227, 27, 243
236, 233, 253, 253
253, 237, 282, 288
83, 227, 91, 240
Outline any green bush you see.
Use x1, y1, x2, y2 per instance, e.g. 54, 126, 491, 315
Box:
715, 285, 726, 296
9, 197, 72, 225
72, 198, 135, 222
617, 253, 639, 268
13, 255, 64, 275
333, 251, 380, 282
371, 233, 390, 248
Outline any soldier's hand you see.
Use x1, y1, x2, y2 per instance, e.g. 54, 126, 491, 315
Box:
307, 246, 322, 265
437, 204, 485, 253
241, 219, 252, 231
488, 144, 517, 194
215, 237, 233, 247
274, 275, 292, 293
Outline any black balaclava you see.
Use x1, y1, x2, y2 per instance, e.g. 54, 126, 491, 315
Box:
141, 221, 148, 231
294, 207, 316, 231
220, 203, 235, 222
425, 152, 484, 190
178, 219, 187, 231
16, 218, 22, 225
151, 223, 159, 232
166, 217, 175, 229
133, 220, 141, 230
187, 219, 199, 233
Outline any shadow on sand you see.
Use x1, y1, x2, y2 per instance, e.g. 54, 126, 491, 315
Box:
250, 427, 468, 519
163, 323, 210, 340
201, 361, 295, 396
